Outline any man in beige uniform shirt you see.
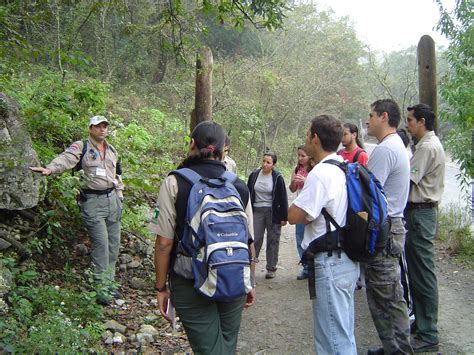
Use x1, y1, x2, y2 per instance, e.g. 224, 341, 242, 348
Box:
31, 116, 124, 304
404, 104, 445, 352
223, 136, 237, 174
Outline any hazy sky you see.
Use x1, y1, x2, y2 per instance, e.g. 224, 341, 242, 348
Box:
314, 0, 455, 52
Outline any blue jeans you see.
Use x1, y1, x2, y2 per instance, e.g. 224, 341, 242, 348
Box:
311, 251, 359, 355
295, 224, 308, 273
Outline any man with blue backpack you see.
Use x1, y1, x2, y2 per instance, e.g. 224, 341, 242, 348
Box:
365, 99, 414, 355
288, 114, 360, 354
151, 121, 256, 355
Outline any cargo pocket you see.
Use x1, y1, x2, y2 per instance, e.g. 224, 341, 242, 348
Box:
366, 257, 398, 287
388, 219, 406, 256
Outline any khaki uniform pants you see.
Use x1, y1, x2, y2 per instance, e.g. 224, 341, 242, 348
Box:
80, 190, 122, 283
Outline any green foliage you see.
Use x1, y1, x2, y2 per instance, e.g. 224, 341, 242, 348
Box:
1, 313, 103, 353
438, 204, 474, 267
436, 0, 474, 179
0, 260, 104, 352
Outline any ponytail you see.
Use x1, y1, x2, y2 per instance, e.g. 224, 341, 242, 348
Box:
178, 121, 226, 167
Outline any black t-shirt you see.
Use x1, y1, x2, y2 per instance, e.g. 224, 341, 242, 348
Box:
173, 159, 250, 240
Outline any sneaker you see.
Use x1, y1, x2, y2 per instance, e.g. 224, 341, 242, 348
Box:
265, 271, 276, 279
296, 270, 308, 280
411, 337, 439, 353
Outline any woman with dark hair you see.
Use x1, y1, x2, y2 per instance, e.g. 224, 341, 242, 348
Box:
338, 122, 369, 166
150, 121, 256, 354
289, 145, 312, 280
247, 151, 288, 279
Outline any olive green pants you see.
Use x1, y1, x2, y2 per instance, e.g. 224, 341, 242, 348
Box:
405, 207, 439, 343
80, 190, 122, 284
170, 274, 246, 355
366, 217, 413, 354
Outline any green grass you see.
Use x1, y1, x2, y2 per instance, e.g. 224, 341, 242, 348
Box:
438, 203, 474, 268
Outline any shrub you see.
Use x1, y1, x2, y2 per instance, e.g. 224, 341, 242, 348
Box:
438, 204, 474, 267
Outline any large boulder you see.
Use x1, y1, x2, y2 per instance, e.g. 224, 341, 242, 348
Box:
0, 93, 46, 210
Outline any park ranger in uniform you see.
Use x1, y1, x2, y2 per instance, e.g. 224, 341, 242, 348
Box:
404, 104, 445, 353
30, 115, 123, 304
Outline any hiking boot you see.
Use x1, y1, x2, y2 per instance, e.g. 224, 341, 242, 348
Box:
110, 288, 123, 299
296, 270, 308, 280
411, 337, 439, 353
96, 294, 112, 306
367, 347, 384, 355
265, 271, 276, 279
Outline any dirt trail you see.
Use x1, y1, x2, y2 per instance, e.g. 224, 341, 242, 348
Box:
237, 223, 474, 354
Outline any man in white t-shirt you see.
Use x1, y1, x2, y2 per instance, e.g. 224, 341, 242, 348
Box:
288, 114, 359, 354
365, 99, 414, 355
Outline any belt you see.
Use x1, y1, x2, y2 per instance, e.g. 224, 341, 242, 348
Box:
82, 187, 115, 195
406, 202, 438, 210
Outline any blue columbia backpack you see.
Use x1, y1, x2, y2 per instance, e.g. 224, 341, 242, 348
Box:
172, 168, 252, 301
323, 160, 389, 262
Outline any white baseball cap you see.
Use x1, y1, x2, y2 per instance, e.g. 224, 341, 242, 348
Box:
89, 115, 109, 127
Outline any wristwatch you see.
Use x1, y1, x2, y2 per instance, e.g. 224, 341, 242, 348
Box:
250, 256, 259, 263
155, 285, 167, 292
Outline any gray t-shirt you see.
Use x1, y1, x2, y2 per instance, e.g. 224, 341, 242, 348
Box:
368, 133, 410, 218
254, 170, 273, 208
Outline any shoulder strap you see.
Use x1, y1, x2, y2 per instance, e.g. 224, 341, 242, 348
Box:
321, 208, 342, 231
108, 143, 117, 155
171, 168, 202, 186
322, 159, 345, 172
74, 140, 88, 171
222, 170, 238, 184
321, 160, 346, 232
353, 148, 366, 163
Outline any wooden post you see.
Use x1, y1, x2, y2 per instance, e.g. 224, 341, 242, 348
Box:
417, 35, 438, 132
190, 46, 213, 132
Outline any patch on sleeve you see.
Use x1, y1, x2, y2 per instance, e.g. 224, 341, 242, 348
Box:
66, 143, 79, 153
411, 167, 418, 174
152, 204, 160, 223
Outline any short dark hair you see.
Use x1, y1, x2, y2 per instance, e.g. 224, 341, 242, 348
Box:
264, 151, 277, 165
371, 99, 401, 128
310, 114, 343, 152
407, 104, 435, 131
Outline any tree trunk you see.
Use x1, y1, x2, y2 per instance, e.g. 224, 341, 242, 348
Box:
190, 46, 213, 132
418, 35, 438, 132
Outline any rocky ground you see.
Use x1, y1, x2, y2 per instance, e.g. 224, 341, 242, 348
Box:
2, 210, 472, 354
98, 223, 473, 354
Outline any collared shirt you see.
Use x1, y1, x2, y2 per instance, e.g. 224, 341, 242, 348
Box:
409, 131, 445, 203
149, 163, 254, 240
292, 153, 347, 250
368, 133, 410, 218
46, 137, 124, 198
224, 155, 237, 174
